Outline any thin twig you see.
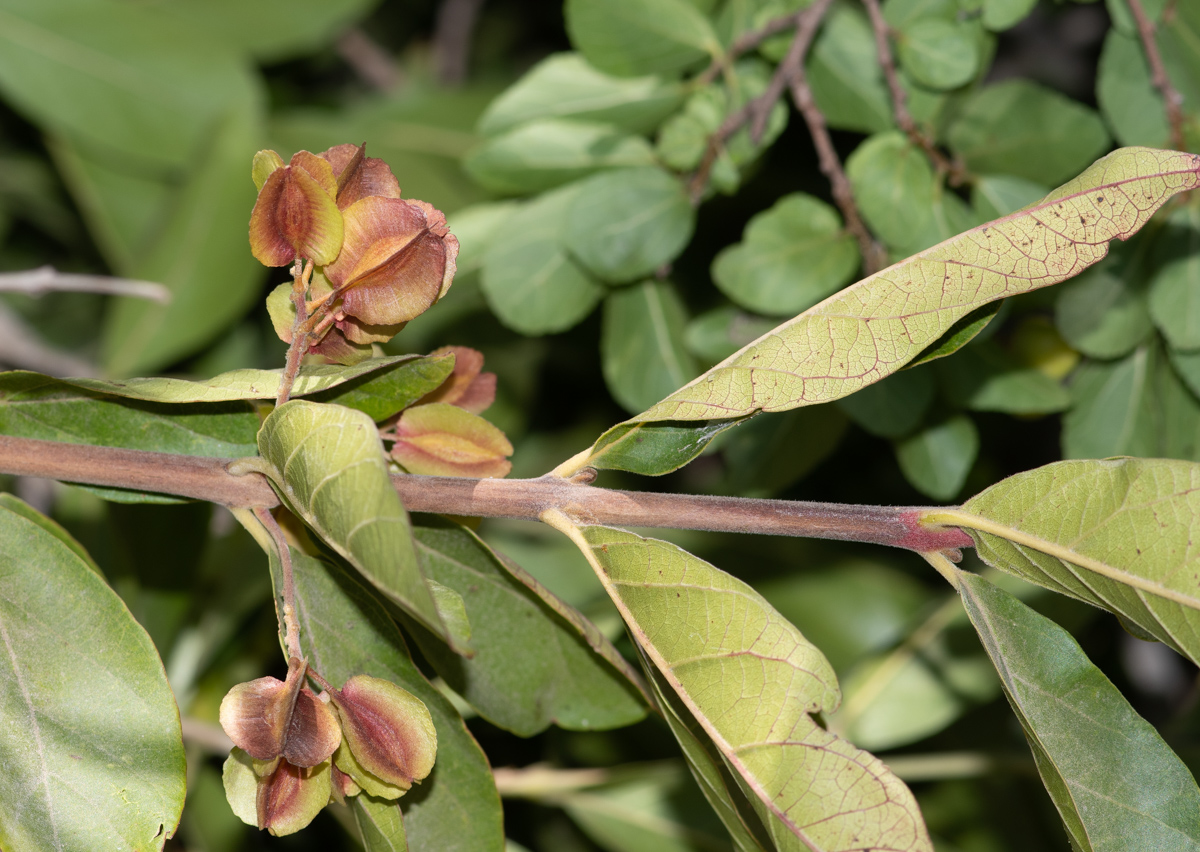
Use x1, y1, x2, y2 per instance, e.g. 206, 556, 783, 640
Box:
687, 0, 833, 204
254, 506, 304, 660
859, 0, 967, 184
277, 259, 314, 407
0, 435, 975, 554
695, 9, 808, 87
1127, 0, 1187, 151
0, 266, 171, 302
433, 0, 486, 86
336, 28, 403, 92
181, 716, 234, 755
786, 5, 887, 275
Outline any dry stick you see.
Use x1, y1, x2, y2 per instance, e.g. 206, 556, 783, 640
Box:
0, 266, 172, 303
786, 22, 887, 275
433, 0, 486, 86
0, 435, 974, 554
336, 28, 403, 91
1126, 0, 1187, 152
859, 0, 967, 185
749, 0, 833, 143
254, 506, 304, 661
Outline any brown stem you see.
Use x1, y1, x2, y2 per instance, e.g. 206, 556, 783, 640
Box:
695, 9, 808, 87
255, 506, 303, 660
277, 260, 313, 407
433, 0, 486, 86
785, 13, 887, 275
0, 435, 974, 554
687, 0, 833, 205
1127, 0, 1187, 151
859, 0, 967, 185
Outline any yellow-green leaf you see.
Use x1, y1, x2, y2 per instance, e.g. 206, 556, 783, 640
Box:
248, 400, 471, 652
578, 148, 1199, 471
929, 457, 1200, 667
545, 513, 932, 852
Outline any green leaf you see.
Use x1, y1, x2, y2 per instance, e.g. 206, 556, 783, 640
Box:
596, 148, 1198, 432
402, 517, 648, 736
1062, 344, 1200, 462
0, 491, 102, 575
547, 519, 933, 852
894, 414, 979, 501
560, 763, 736, 852
895, 18, 980, 91
0, 1, 252, 168
970, 174, 1048, 221
684, 307, 778, 364
835, 366, 934, 439
938, 457, 1200, 669
251, 400, 471, 652
602, 281, 698, 415
935, 344, 1071, 414
480, 183, 605, 335
717, 405, 847, 496
33, 356, 436, 406
354, 796, 407, 852
101, 94, 267, 376
150, 0, 378, 62
584, 418, 749, 476
0, 497, 185, 851
756, 560, 930, 673
982, 0, 1038, 31
307, 353, 457, 422
1056, 254, 1153, 359
807, 4, 893, 134
272, 542, 504, 851
564, 0, 720, 77
1150, 245, 1200, 352
0, 371, 259, 457
947, 81, 1111, 186
846, 131, 935, 250
906, 301, 1004, 368
1097, 29, 1172, 149
477, 53, 685, 136
465, 119, 657, 195
564, 167, 695, 284
957, 570, 1200, 851
712, 193, 859, 317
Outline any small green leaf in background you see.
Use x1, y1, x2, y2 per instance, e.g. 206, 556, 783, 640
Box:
712, 193, 859, 317
1097, 29, 1171, 148
465, 119, 657, 195
947, 80, 1111, 186
308, 354, 457, 422
970, 174, 1047, 220
835, 366, 935, 439
552, 519, 933, 852
846, 131, 935, 250
894, 414, 979, 501
936, 344, 1070, 414
907, 301, 1005, 368
602, 280, 697, 414
560, 763, 735, 852
946, 457, 1200, 669
476, 52, 685, 136
982, 0, 1038, 31
277, 546, 504, 851
1056, 254, 1153, 359
807, 4, 893, 134
564, 0, 720, 78
684, 307, 777, 364
565, 166, 695, 284
481, 182, 605, 335
957, 570, 1200, 852
1149, 208, 1200, 351
403, 517, 647, 736
895, 18, 980, 91
253, 400, 470, 652
718, 405, 847, 497
0, 497, 185, 851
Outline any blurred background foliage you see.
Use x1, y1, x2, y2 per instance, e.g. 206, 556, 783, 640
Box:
0, 0, 1199, 849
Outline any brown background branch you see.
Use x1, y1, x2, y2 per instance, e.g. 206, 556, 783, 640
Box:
0, 435, 974, 554
1126, 0, 1187, 151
